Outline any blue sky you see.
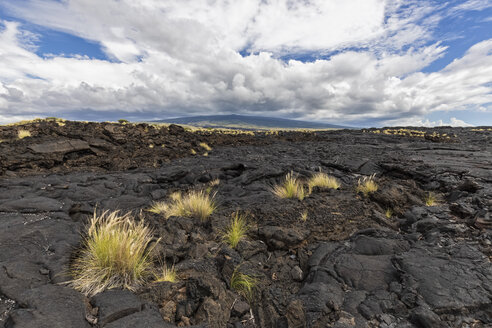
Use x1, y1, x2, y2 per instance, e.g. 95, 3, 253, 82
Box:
0, 0, 491, 127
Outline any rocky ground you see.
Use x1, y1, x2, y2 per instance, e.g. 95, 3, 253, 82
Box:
0, 121, 491, 328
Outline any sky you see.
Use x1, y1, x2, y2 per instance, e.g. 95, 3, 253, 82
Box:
0, 0, 491, 127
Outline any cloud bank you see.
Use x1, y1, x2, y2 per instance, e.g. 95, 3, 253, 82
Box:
0, 0, 491, 126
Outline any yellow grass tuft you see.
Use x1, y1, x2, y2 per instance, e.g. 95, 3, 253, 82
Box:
209, 178, 220, 187
169, 191, 182, 201
273, 172, 306, 200
356, 174, 378, 196
385, 208, 393, 219
222, 212, 249, 248
300, 210, 308, 222
147, 201, 168, 215
70, 210, 159, 296
199, 142, 212, 151
18, 129, 31, 139
308, 172, 340, 193
205, 179, 220, 194
190, 149, 197, 155
154, 264, 178, 283
424, 192, 437, 206
230, 267, 257, 302
153, 190, 216, 220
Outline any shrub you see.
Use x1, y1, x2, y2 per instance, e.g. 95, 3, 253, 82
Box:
308, 172, 340, 193
152, 190, 216, 220
424, 192, 437, 206
154, 264, 177, 283
70, 210, 158, 296
17, 129, 31, 139
230, 267, 257, 302
222, 212, 249, 248
118, 119, 129, 124
273, 172, 306, 200
356, 174, 378, 196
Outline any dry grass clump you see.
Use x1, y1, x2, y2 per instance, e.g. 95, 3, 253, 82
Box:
154, 264, 178, 283
147, 201, 168, 215
230, 267, 257, 302
356, 174, 378, 196
222, 212, 249, 248
199, 142, 212, 151
308, 172, 340, 193
472, 128, 492, 132
273, 172, 306, 200
169, 191, 182, 201
424, 192, 437, 206
385, 208, 393, 219
17, 129, 31, 139
300, 210, 308, 222
70, 210, 158, 296
150, 190, 216, 220
205, 179, 220, 194
209, 178, 220, 187
369, 128, 426, 137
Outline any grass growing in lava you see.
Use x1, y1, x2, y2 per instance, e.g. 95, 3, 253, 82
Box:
17, 129, 31, 139
308, 172, 340, 193
356, 174, 378, 196
424, 192, 437, 206
273, 172, 306, 200
70, 210, 159, 296
154, 264, 178, 283
230, 267, 257, 302
222, 212, 249, 248
149, 190, 216, 220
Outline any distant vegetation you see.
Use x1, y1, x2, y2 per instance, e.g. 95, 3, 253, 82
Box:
199, 142, 212, 151
17, 129, 31, 139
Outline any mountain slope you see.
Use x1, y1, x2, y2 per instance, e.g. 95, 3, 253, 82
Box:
151, 114, 349, 130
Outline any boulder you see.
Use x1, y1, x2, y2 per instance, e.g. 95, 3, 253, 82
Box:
28, 139, 90, 154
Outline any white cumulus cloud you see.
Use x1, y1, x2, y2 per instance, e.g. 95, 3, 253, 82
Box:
0, 0, 491, 125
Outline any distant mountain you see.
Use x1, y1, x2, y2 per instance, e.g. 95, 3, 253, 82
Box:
151, 114, 349, 130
